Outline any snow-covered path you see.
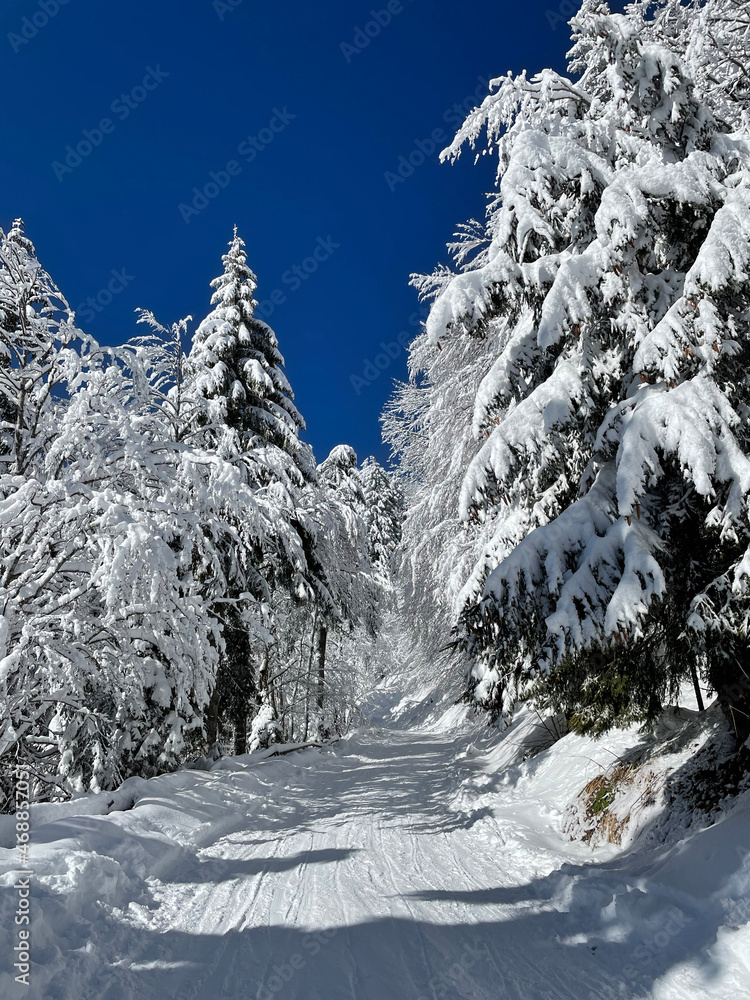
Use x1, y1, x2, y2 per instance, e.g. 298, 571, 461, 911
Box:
77, 730, 580, 1000
109, 730, 606, 1000
2, 722, 750, 1000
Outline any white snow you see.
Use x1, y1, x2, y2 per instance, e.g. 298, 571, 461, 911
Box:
1, 699, 748, 1000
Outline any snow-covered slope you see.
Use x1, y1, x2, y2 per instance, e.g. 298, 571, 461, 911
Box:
1, 702, 748, 999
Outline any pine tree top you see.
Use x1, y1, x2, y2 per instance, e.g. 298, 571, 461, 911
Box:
188, 228, 308, 467
7, 218, 35, 254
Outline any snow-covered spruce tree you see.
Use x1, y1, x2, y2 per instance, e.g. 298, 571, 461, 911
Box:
406, 2, 750, 739
188, 226, 310, 474
187, 228, 312, 753
359, 456, 404, 587
127, 309, 306, 758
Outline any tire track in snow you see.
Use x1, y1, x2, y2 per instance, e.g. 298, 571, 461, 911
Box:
23, 726, 726, 1000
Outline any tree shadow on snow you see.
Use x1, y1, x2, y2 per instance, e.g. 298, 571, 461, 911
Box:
14, 733, 747, 1000
11, 903, 736, 1000
402, 741, 750, 1000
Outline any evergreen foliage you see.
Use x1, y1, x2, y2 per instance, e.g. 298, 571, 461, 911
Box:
388, 0, 750, 741
0, 224, 390, 808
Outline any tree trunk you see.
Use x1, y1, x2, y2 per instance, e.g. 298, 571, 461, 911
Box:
303, 604, 318, 742
260, 647, 282, 732
259, 650, 269, 699
206, 690, 221, 749
315, 622, 328, 741
233, 711, 247, 755
710, 641, 750, 744
689, 662, 705, 713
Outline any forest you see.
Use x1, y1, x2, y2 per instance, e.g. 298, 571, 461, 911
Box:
2, 0, 750, 811
2, 2, 750, 999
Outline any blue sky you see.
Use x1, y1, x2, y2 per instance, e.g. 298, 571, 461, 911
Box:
0, 0, 603, 465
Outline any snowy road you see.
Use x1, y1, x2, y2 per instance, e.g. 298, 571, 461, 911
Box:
2, 722, 749, 1000
74, 730, 605, 1000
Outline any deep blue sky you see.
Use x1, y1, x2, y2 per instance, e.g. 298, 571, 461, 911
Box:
0, 0, 600, 465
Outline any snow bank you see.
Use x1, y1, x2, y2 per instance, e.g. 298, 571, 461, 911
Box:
0, 746, 327, 999
1, 697, 748, 1000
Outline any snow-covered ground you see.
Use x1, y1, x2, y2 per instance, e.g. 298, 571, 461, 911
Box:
1, 694, 749, 1000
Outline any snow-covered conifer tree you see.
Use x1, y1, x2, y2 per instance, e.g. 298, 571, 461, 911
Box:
0, 225, 235, 800
359, 457, 404, 582
633, 0, 750, 133
397, 1, 750, 738
188, 227, 311, 479
292, 446, 375, 739
186, 229, 314, 752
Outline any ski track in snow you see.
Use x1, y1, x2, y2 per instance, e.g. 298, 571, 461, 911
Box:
1, 724, 749, 1000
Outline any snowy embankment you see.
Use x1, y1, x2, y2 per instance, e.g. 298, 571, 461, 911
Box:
1, 695, 749, 1000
